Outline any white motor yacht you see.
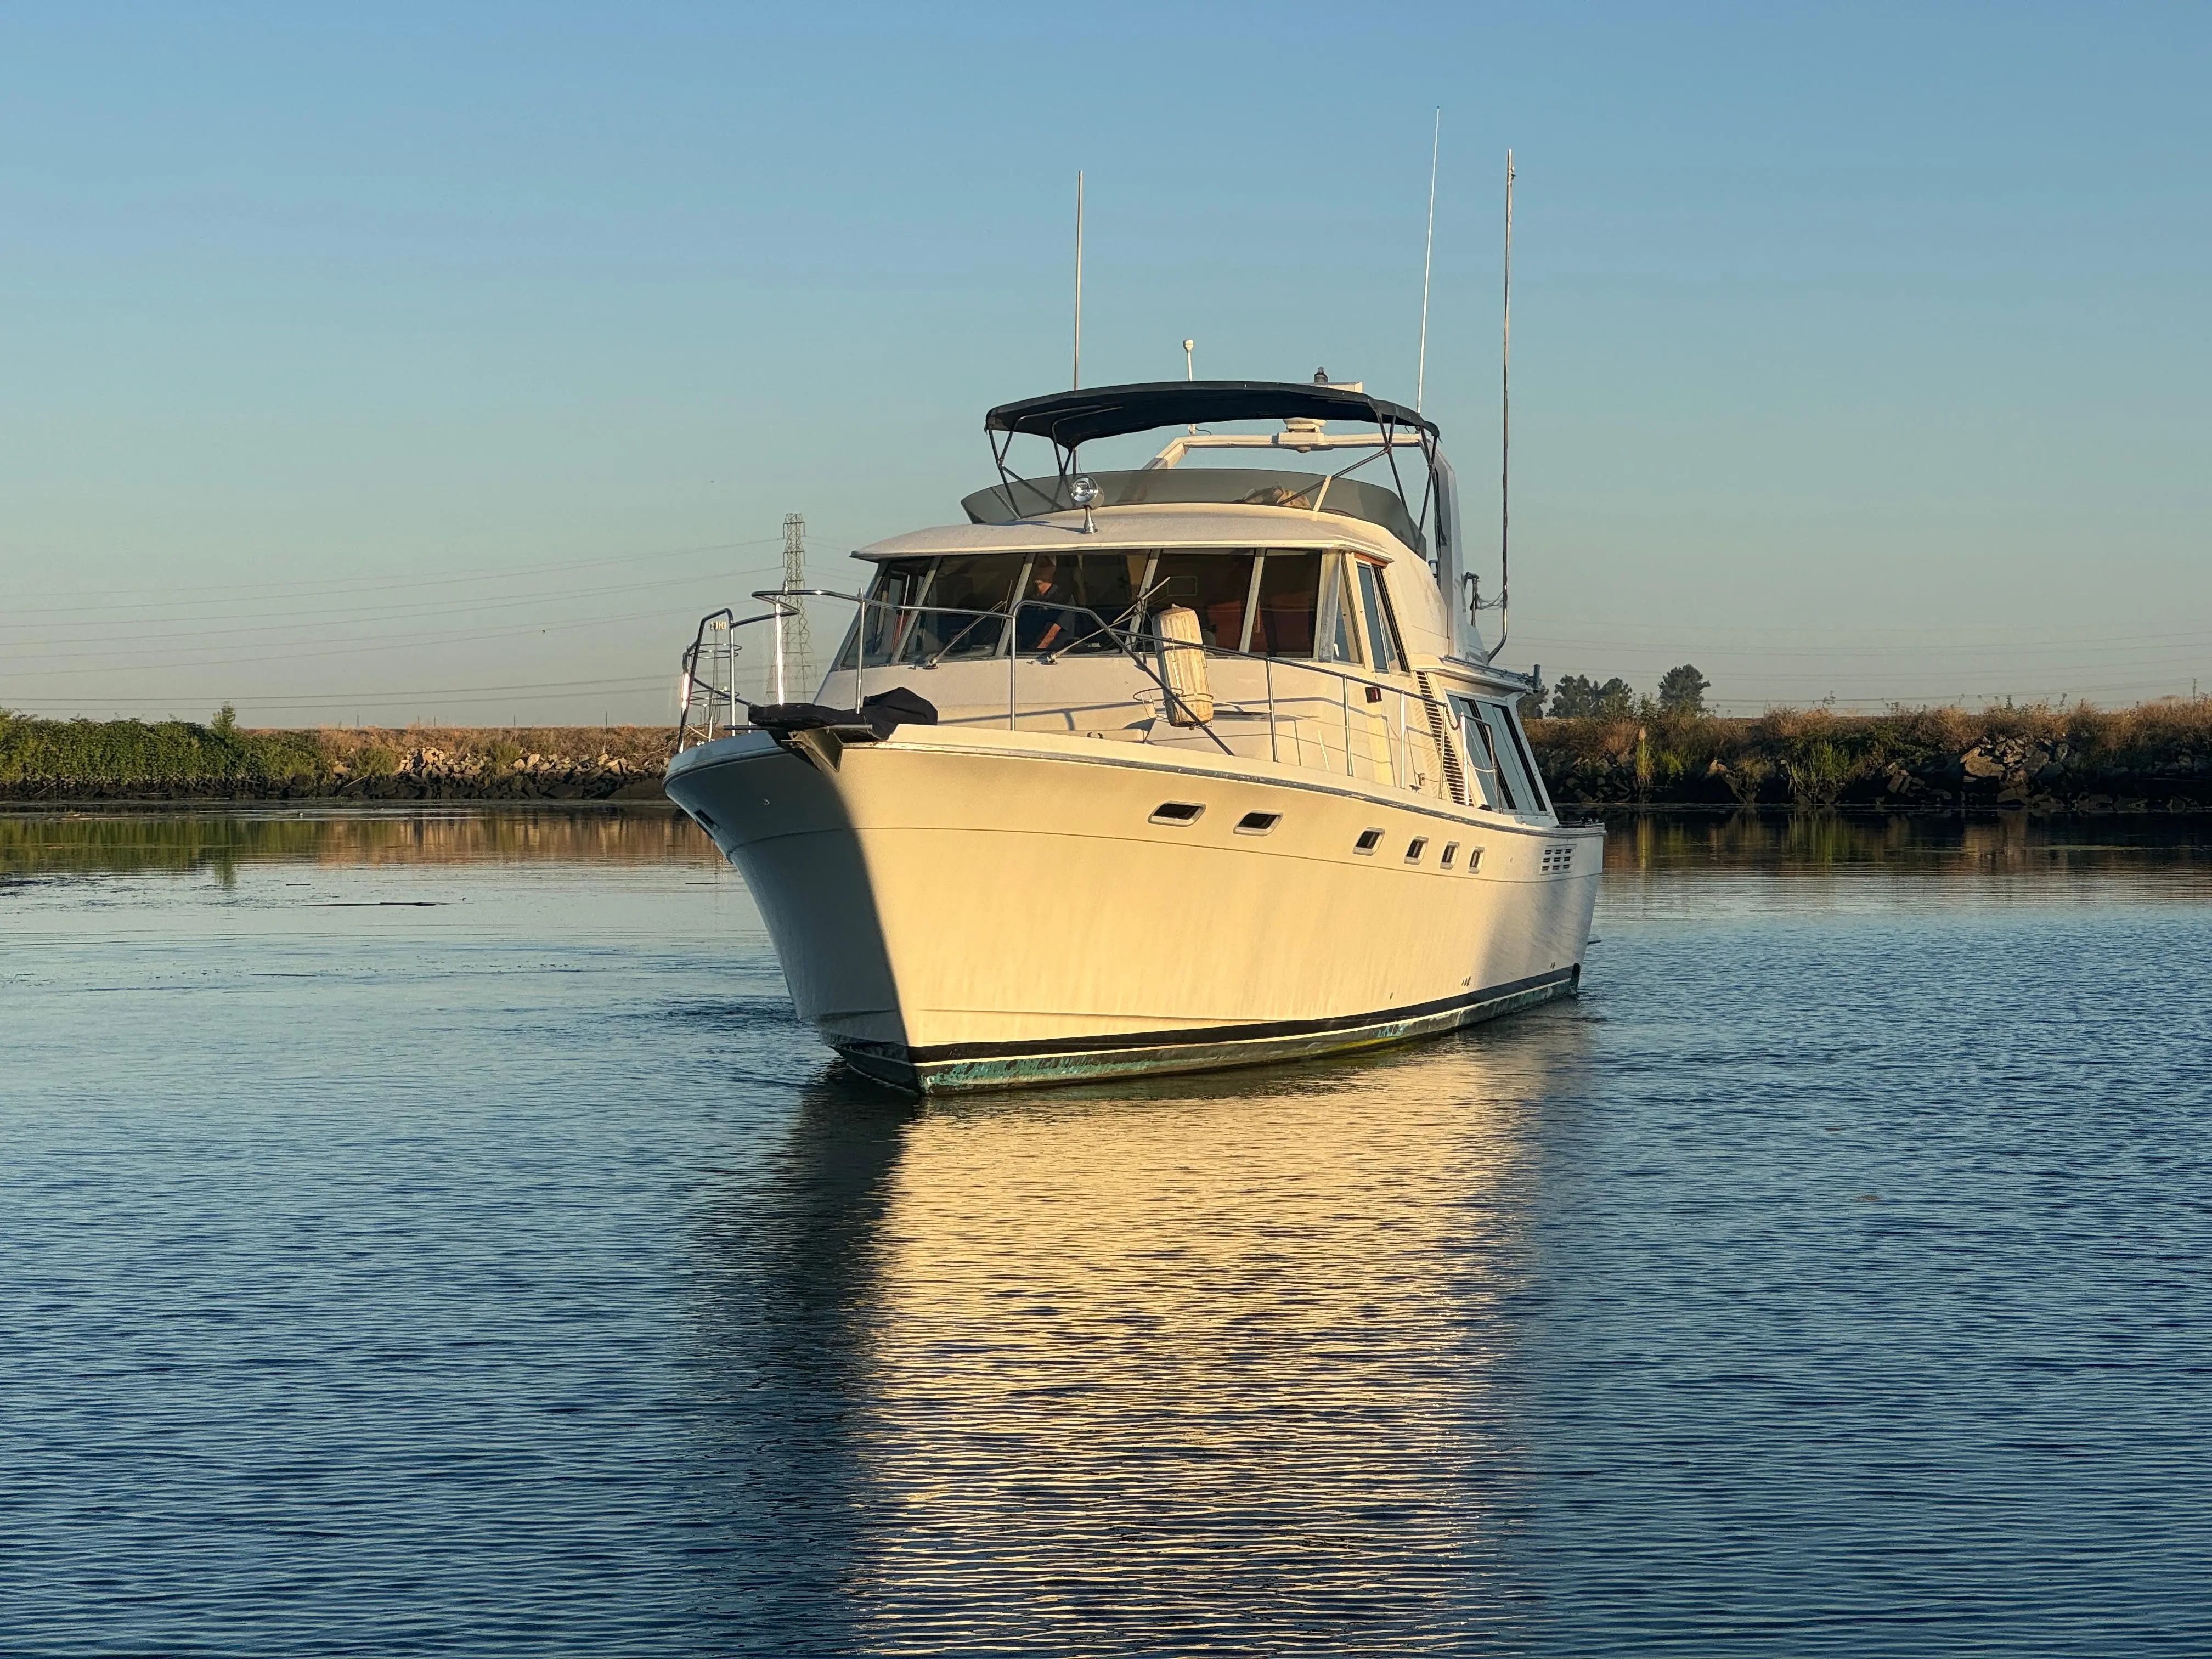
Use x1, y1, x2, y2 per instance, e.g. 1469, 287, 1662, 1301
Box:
664, 379, 1601, 1092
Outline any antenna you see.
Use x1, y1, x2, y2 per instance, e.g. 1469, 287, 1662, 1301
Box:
1183, 338, 1195, 380
780, 512, 811, 698
1072, 171, 1085, 390
1493, 148, 1513, 661
1416, 108, 1440, 413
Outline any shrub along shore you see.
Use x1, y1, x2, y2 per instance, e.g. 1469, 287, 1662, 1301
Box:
0, 712, 672, 802
3, 702, 2208, 812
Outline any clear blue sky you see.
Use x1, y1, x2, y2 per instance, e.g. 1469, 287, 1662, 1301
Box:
3, 2, 2207, 723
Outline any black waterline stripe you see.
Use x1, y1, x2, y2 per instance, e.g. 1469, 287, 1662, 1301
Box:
848, 968, 1577, 1065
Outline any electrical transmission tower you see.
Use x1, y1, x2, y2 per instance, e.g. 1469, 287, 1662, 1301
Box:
780, 512, 812, 697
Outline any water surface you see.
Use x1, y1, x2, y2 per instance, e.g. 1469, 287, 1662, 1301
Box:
5, 809, 2209, 1656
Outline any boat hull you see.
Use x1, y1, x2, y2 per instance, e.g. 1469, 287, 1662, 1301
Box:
664, 726, 1602, 1093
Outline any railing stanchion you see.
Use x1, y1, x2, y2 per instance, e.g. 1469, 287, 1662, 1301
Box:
1266, 656, 1276, 764
1342, 679, 1352, 778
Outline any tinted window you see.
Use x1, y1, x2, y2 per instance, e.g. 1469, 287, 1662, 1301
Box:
1148, 552, 1257, 650
1249, 552, 1322, 658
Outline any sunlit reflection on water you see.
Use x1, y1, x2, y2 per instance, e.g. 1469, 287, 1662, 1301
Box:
821, 1039, 1576, 1650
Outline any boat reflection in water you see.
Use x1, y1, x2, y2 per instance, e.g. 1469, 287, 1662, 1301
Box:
691, 1005, 1594, 1651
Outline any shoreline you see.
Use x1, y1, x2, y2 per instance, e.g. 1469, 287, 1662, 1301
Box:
4, 704, 2207, 814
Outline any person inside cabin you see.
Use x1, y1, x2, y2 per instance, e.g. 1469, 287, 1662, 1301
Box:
1016, 554, 1086, 654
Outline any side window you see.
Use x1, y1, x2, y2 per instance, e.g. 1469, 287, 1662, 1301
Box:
1453, 696, 1518, 811
1471, 698, 1544, 815
1316, 556, 1361, 664
1354, 561, 1404, 675
1490, 699, 1552, 815
840, 558, 928, 669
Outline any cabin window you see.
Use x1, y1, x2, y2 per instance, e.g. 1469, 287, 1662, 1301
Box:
1496, 701, 1553, 815
1235, 811, 1280, 834
904, 554, 1024, 662
1441, 842, 1458, 867
1406, 837, 1427, 862
1248, 551, 1322, 657
1150, 802, 1204, 825
1316, 557, 1361, 664
1477, 699, 1545, 814
1147, 552, 1257, 650
1354, 827, 1383, 854
1354, 560, 1404, 674
839, 558, 930, 669
1453, 695, 1519, 812
1015, 551, 1147, 655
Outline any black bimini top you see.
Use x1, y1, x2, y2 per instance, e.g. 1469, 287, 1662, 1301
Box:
985, 380, 1438, 450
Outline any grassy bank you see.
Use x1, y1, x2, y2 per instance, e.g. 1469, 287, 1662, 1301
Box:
0, 710, 672, 802
6, 701, 2208, 811
1528, 701, 2212, 812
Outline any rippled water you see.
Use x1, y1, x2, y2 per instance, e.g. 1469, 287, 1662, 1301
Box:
5, 809, 2210, 1656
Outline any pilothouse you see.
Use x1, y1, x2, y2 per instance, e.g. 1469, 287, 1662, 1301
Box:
665, 379, 1600, 1092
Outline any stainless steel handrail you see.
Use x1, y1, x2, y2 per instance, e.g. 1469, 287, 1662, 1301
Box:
674, 586, 1484, 803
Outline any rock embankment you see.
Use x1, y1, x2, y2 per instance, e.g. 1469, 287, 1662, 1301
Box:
320, 740, 664, 801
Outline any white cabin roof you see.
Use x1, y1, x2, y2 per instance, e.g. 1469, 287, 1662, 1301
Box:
853, 503, 1414, 564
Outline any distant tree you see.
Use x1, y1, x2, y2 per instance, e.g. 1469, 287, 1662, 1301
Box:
1657, 664, 1711, 715
210, 703, 238, 738
1549, 674, 1637, 719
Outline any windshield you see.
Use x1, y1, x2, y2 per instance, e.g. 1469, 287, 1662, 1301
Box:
837, 549, 1342, 668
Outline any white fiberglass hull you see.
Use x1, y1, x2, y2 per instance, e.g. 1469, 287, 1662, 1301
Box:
664, 726, 1602, 1093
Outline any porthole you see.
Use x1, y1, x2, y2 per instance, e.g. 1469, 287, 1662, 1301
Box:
1405, 837, 1427, 863
1354, 828, 1383, 854
1235, 811, 1280, 835
1441, 842, 1459, 867
1150, 802, 1205, 825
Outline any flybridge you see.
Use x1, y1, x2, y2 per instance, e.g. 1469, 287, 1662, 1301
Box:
978, 378, 1470, 652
